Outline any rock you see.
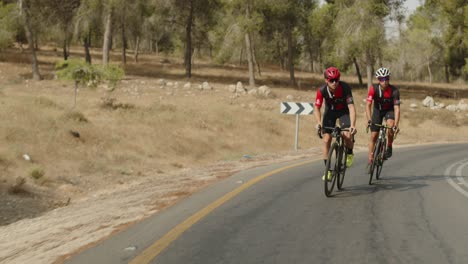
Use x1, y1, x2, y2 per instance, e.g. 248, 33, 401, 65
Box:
286, 95, 294, 101
69, 130, 80, 138
258, 85, 272, 97
228, 85, 236, 93
446, 105, 458, 112
458, 100, 468, 111
183, 82, 191, 89
410, 103, 418, 108
235, 82, 246, 94
157, 79, 166, 86
23, 154, 31, 162
202, 82, 212, 90
422, 96, 435, 107
248, 89, 257, 95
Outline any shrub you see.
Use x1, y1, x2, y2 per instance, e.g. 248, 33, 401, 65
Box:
0, 3, 16, 50
55, 59, 101, 87
100, 97, 135, 110
30, 167, 45, 180
100, 64, 125, 88
63, 111, 88, 123
55, 60, 124, 89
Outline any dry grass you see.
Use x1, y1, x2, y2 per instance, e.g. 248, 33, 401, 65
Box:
0, 46, 467, 213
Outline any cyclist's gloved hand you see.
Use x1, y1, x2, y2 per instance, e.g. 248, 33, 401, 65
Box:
349, 126, 357, 135
367, 120, 372, 127
392, 126, 399, 133
315, 124, 322, 131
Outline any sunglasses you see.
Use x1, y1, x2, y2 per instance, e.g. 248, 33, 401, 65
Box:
327, 78, 339, 83
378, 76, 390, 82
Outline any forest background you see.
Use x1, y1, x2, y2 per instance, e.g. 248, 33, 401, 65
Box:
0, 0, 466, 86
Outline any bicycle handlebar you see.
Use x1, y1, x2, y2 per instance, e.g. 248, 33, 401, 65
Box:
317, 126, 352, 139
366, 123, 399, 139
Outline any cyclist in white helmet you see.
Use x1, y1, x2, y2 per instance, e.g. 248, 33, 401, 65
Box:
365, 67, 400, 172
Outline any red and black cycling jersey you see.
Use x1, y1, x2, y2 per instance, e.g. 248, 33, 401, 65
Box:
367, 84, 400, 111
315, 81, 354, 111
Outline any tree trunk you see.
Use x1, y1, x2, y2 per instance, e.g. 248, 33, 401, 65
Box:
366, 50, 373, 91
209, 43, 213, 59
121, 7, 127, 65
245, 33, 255, 87
445, 64, 450, 83
277, 38, 284, 70
22, 2, 41, 80
184, 0, 194, 78
287, 24, 296, 87
102, 8, 113, 66
134, 36, 140, 63
33, 34, 38, 50
427, 61, 432, 84
353, 57, 363, 87
304, 28, 314, 72
63, 39, 68, 60
250, 35, 261, 77
84, 32, 92, 64
121, 25, 126, 64
239, 46, 243, 66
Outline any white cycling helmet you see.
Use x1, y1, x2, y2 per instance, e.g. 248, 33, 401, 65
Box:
375, 67, 391, 78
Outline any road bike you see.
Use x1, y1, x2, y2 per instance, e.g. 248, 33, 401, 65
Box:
318, 126, 352, 197
366, 123, 397, 185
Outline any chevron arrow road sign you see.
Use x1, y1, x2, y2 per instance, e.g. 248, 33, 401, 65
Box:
280, 102, 314, 115
280, 102, 314, 151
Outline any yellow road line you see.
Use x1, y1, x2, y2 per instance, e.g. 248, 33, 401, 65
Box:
129, 159, 314, 264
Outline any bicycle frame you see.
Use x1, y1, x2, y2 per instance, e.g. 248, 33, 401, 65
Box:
319, 126, 351, 197
367, 123, 395, 184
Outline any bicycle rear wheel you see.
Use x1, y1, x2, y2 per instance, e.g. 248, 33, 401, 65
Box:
369, 140, 381, 185
375, 138, 386, 179
337, 147, 346, 190
324, 143, 339, 197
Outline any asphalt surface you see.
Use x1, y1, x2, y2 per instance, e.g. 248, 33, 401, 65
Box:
66, 143, 468, 264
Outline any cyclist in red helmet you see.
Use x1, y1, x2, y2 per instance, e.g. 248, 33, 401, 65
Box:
314, 66, 357, 181
366, 67, 400, 171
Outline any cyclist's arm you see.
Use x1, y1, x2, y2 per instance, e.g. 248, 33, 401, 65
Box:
348, 103, 356, 127
393, 87, 401, 128
394, 105, 400, 128
314, 105, 322, 127
314, 89, 323, 127
365, 86, 374, 122
366, 101, 372, 122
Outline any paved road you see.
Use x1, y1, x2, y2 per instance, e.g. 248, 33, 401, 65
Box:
66, 143, 468, 264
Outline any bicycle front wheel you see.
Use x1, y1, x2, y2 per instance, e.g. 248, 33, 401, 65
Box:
324, 142, 339, 197
369, 140, 381, 185
337, 148, 346, 190
375, 138, 386, 180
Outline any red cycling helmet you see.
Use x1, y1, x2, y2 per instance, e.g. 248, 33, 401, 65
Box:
324, 67, 341, 80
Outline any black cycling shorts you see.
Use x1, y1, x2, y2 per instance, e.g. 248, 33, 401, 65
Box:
322, 110, 350, 134
370, 109, 395, 132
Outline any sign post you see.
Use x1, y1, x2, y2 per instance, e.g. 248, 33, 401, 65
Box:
280, 102, 314, 151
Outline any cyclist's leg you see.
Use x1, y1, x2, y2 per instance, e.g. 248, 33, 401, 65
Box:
322, 110, 336, 166
339, 112, 353, 149
368, 109, 383, 163
338, 112, 354, 167
385, 111, 396, 157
